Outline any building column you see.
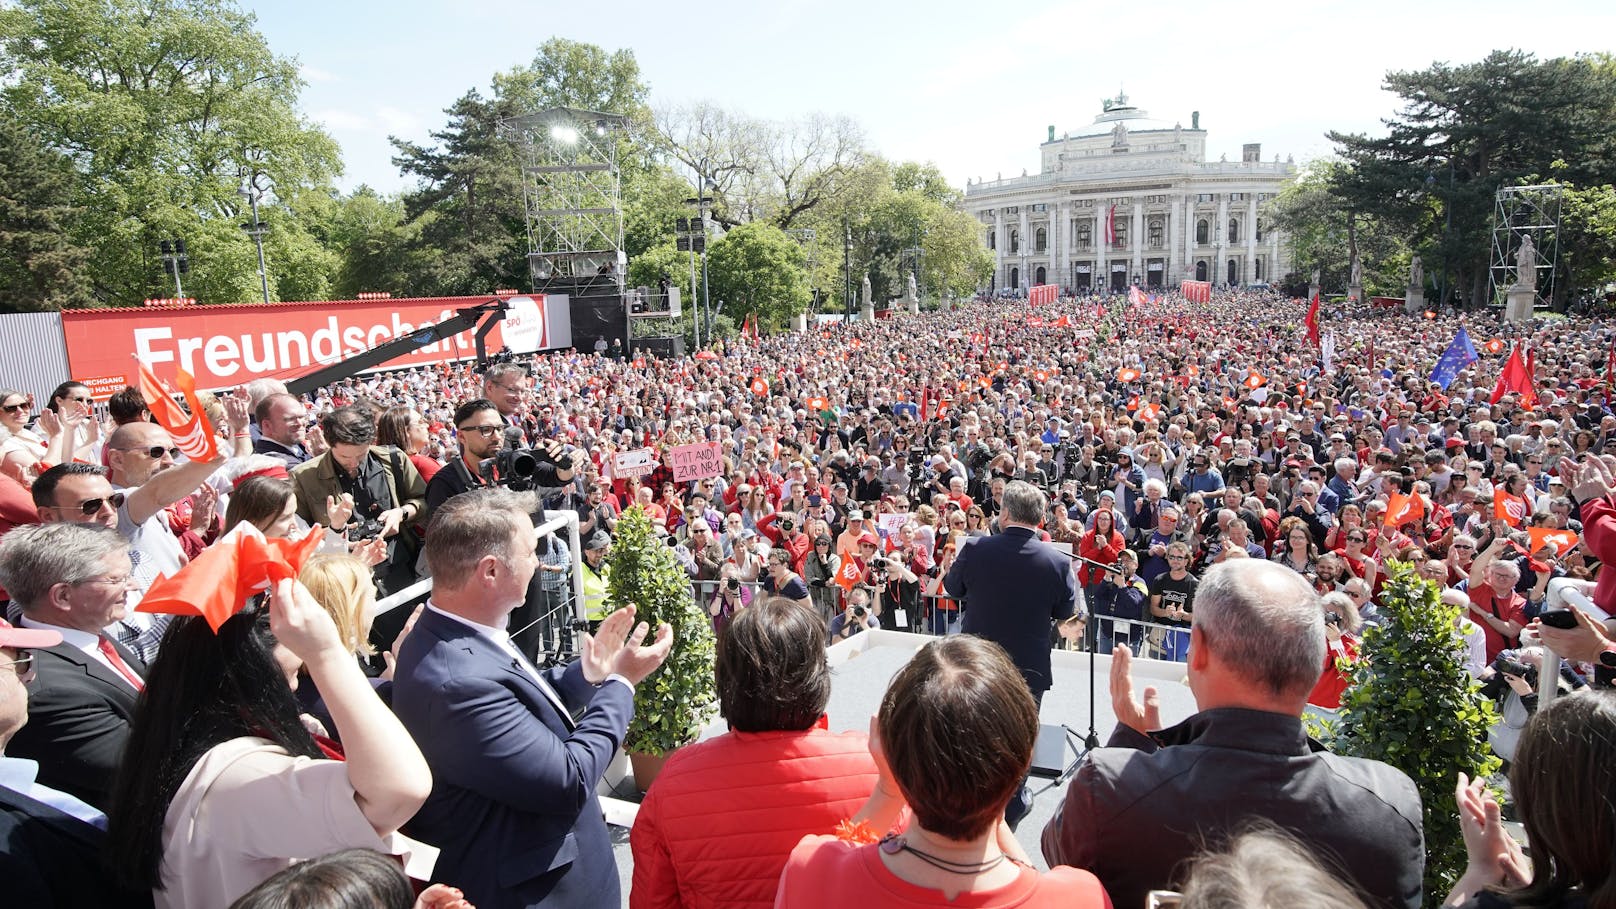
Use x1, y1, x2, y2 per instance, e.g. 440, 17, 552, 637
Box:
1245, 195, 1258, 285
993, 209, 1005, 289
1167, 195, 1180, 284
1130, 198, 1144, 285
1183, 195, 1196, 283
1215, 194, 1229, 285
1270, 223, 1282, 284
1018, 209, 1030, 289
1094, 206, 1107, 290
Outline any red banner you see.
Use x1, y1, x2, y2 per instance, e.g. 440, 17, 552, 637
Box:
1179, 281, 1211, 303
1027, 284, 1059, 305
61, 294, 567, 391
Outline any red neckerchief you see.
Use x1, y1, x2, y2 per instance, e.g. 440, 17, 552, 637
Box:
253, 726, 345, 761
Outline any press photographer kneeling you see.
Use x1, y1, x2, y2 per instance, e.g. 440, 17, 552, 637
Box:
829, 585, 880, 642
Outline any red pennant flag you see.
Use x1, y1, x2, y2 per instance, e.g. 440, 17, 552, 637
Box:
1244, 373, 1267, 389
808, 396, 828, 412
1116, 367, 1142, 383
1528, 527, 1579, 557
1485, 338, 1504, 354
750, 377, 769, 397
1127, 395, 1140, 412
1055, 314, 1071, 328
1489, 344, 1536, 408
1034, 370, 1048, 383
1138, 403, 1162, 423
1305, 292, 1321, 347
1185, 363, 1200, 377
138, 362, 219, 462
977, 376, 991, 389
137, 524, 323, 631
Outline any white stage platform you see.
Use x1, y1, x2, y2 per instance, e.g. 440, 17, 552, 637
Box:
606, 631, 1198, 902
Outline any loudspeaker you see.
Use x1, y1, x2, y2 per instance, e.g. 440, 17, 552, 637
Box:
1029, 723, 1076, 778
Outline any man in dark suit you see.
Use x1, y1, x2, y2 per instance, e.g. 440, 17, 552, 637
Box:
393, 488, 672, 909
0, 616, 150, 907
0, 523, 145, 811
944, 480, 1079, 827
945, 479, 1080, 701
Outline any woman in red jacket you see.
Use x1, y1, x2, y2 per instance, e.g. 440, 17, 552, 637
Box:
775, 636, 1111, 908
629, 599, 878, 909
1308, 591, 1363, 711
1077, 507, 1126, 605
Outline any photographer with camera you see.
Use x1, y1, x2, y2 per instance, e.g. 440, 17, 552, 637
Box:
707, 564, 754, 634
828, 585, 879, 642
1307, 591, 1363, 711
424, 399, 578, 510
760, 547, 812, 610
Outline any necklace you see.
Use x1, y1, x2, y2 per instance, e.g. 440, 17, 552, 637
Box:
879, 833, 1009, 875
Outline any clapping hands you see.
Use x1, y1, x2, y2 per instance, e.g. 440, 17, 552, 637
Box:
579, 605, 673, 686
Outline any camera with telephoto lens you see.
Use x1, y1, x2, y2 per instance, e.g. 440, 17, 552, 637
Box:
852, 605, 867, 619
870, 556, 890, 571
1492, 654, 1535, 682
345, 517, 382, 542
725, 577, 741, 593
479, 441, 560, 492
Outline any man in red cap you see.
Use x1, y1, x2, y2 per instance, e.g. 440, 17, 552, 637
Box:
0, 616, 149, 906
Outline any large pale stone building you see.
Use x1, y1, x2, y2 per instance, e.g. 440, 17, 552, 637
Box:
964, 94, 1296, 293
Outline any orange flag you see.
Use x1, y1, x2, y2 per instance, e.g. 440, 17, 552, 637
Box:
1384, 493, 1425, 527
1138, 403, 1162, 423
1243, 373, 1267, 389
834, 558, 864, 592
1493, 490, 1530, 529
1485, 338, 1504, 354
1116, 367, 1141, 383
137, 523, 323, 631
1527, 527, 1579, 556
750, 377, 769, 397
807, 396, 827, 412
138, 361, 219, 462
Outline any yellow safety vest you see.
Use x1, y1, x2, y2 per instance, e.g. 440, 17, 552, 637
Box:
582, 560, 611, 620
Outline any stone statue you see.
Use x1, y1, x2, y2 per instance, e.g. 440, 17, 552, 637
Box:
1311, 268, 1321, 288
906, 272, 918, 301
1112, 121, 1128, 148
1409, 254, 1424, 288
1515, 235, 1537, 291
861, 275, 873, 307
1349, 255, 1362, 288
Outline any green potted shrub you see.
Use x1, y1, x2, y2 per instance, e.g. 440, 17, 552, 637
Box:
604, 506, 718, 789
1324, 560, 1501, 900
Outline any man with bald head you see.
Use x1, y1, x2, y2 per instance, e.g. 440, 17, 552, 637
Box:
1043, 560, 1425, 909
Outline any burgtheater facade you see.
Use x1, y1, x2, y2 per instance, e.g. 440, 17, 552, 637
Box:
965, 95, 1296, 293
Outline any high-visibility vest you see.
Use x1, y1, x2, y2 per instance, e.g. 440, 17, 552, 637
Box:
582, 560, 611, 620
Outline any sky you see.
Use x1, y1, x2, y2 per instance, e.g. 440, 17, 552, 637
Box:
242, 0, 1616, 196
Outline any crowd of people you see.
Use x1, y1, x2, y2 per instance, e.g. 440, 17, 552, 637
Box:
1, 286, 1615, 907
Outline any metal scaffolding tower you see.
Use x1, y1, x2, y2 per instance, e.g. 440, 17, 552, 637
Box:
502, 107, 628, 297
1489, 183, 1562, 310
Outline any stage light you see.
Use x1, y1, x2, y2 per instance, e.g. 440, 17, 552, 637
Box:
551, 124, 579, 144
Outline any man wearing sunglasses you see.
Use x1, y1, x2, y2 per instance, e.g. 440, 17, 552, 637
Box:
425, 399, 577, 511
104, 421, 227, 583
0, 616, 146, 905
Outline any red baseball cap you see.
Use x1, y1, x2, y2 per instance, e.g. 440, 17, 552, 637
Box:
0, 617, 61, 649
858, 532, 880, 547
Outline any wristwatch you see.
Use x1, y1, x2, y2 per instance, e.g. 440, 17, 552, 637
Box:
1599, 643, 1616, 669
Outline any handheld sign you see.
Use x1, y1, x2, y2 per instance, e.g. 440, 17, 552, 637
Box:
669, 442, 724, 483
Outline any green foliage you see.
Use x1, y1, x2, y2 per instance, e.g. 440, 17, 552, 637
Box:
0, 120, 93, 311
1329, 50, 1616, 306
1326, 561, 1501, 899
705, 221, 811, 329
1268, 158, 1412, 295
607, 507, 717, 756
0, 0, 342, 306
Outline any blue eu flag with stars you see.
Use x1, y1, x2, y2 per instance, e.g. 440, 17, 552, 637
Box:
1429, 327, 1479, 390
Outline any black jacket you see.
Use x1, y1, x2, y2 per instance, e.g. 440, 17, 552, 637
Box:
944, 526, 1077, 694
1043, 707, 1424, 909
0, 783, 151, 908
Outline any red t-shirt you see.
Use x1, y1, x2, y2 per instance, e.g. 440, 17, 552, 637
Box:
1467, 585, 1527, 662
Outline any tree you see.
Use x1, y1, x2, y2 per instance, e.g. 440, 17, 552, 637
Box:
1329, 51, 1616, 307
1268, 159, 1411, 296
0, 120, 93, 311
705, 221, 811, 329
0, 0, 342, 306
327, 187, 422, 299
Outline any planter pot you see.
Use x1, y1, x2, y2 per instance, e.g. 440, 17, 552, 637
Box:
628, 750, 672, 791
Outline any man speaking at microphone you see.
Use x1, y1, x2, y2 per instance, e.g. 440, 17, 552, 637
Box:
943, 479, 1080, 825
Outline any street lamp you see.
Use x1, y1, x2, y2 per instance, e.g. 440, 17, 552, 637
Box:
238, 170, 271, 304
843, 221, 854, 324
680, 163, 716, 346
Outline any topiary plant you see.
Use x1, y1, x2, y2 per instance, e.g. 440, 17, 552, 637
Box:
605, 505, 717, 757
1325, 560, 1501, 901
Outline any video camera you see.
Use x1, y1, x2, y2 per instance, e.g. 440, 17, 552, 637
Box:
479, 431, 566, 493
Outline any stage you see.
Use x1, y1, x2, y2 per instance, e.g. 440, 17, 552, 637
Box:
605, 630, 1200, 899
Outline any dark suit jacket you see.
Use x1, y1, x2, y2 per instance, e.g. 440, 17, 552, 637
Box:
0, 783, 151, 908
945, 525, 1077, 694
393, 607, 634, 909
4, 639, 144, 810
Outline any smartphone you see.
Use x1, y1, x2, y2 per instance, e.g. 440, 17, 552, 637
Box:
1538, 608, 1579, 629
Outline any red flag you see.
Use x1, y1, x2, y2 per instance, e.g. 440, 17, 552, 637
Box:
1485, 338, 1505, 354
1138, 403, 1162, 423
1489, 344, 1536, 408
137, 362, 218, 462
1104, 205, 1116, 246
1055, 314, 1071, 328
1384, 493, 1425, 527
1244, 373, 1266, 389
1605, 338, 1615, 404
1116, 367, 1142, 383
1305, 292, 1321, 347
137, 524, 322, 631
749, 377, 769, 397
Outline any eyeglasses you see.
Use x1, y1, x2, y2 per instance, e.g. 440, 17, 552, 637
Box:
62, 492, 126, 516
1, 401, 31, 413
457, 424, 501, 437
1167, 554, 1189, 561
1347, 536, 1367, 543
75, 573, 132, 589
1452, 543, 1475, 550
118, 446, 180, 460
0, 652, 33, 679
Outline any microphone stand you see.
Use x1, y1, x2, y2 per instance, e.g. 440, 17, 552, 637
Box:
1059, 550, 1117, 756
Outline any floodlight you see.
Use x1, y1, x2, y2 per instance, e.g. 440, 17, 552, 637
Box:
552, 124, 579, 144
